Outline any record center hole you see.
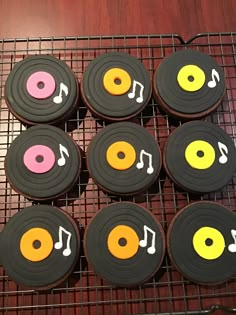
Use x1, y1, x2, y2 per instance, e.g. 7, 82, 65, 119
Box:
117, 151, 125, 159
188, 75, 194, 82
205, 238, 213, 246
33, 240, 41, 249
114, 77, 121, 85
197, 150, 204, 158
118, 238, 127, 247
36, 155, 44, 163
37, 81, 45, 89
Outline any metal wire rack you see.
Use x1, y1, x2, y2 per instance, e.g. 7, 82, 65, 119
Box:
0, 32, 236, 315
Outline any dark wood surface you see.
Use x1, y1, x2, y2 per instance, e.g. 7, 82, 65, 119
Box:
0, 2, 236, 315
0, 0, 235, 39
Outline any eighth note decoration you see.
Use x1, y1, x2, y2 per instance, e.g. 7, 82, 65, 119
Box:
153, 49, 225, 120
5, 55, 79, 125
5, 125, 82, 200
0, 205, 80, 290
84, 202, 165, 287
167, 201, 236, 284
163, 121, 236, 194
86, 122, 161, 196
81, 52, 151, 121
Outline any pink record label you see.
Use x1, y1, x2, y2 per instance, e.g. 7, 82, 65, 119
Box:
23, 145, 56, 173
26, 71, 56, 99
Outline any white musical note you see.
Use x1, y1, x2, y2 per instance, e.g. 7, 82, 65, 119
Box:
139, 225, 156, 254
136, 149, 154, 174
53, 82, 69, 104
128, 80, 144, 103
54, 226, 72, 256
218, 141, 228, 164
207, 69, 220, 88
57, 144, 69, 166
228, 229, 236, 253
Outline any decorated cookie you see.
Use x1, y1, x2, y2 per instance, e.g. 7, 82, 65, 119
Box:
5, 55, 79, 125
153, 50, 225, 120
81, 52, 151, 121
0, 205, 80, 290
163, 121, 236, 194
84, 202, 165, 287
86, 122, 161, 196
5, 125, 82, 200
167, 201, 236, 284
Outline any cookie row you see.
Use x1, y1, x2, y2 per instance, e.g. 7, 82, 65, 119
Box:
4, 121, 236, 200
5, 50, 225, 125
1, 201, 235, 290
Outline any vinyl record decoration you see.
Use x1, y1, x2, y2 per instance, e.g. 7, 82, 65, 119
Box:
0, 205, 80, 290
84, 202, 165, 287
153, 50, 225, 120
81, 52, 151, 121
164, 121, 236, 194
5, 55, 79, 125
87, 122, 161, 196
167, 201, 236, 284
5, 125, 82, 200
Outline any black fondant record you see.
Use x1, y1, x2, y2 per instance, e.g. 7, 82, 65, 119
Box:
84, 202, 165, 287
164, 121, 236, 194
81, 52, 151, 121
5, 125, 82, 200
86, 122, 161, 196
5, 55, 79, 125
0, 205, 80, 290
167, 201, 236, 284
153, 50, 225, 120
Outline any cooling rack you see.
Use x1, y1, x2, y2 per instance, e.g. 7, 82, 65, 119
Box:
0, 32, 236, 315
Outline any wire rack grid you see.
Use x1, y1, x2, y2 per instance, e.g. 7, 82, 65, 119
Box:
0, 33, 236, 315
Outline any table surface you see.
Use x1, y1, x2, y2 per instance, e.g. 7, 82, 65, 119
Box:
0, 0, 235, 39
0, 2, 236, 315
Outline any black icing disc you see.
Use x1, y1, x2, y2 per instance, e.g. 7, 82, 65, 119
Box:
84, 202, 165, 287
81, 52, 151, 121
0, 205, 80, 290
153, 50, 225, 120
5, 125, 82, 200
163, 121, 236, 194
167, 201, 236, 284
86, 122, 161, 195
5, 55, 79, 125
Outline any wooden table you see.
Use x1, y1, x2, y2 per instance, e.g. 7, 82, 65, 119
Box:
0, 0, 235, 39
0, 1, 236, 315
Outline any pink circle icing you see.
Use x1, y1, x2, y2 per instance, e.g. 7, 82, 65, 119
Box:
23, 145, 55, 174
26, 71, 56, 99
